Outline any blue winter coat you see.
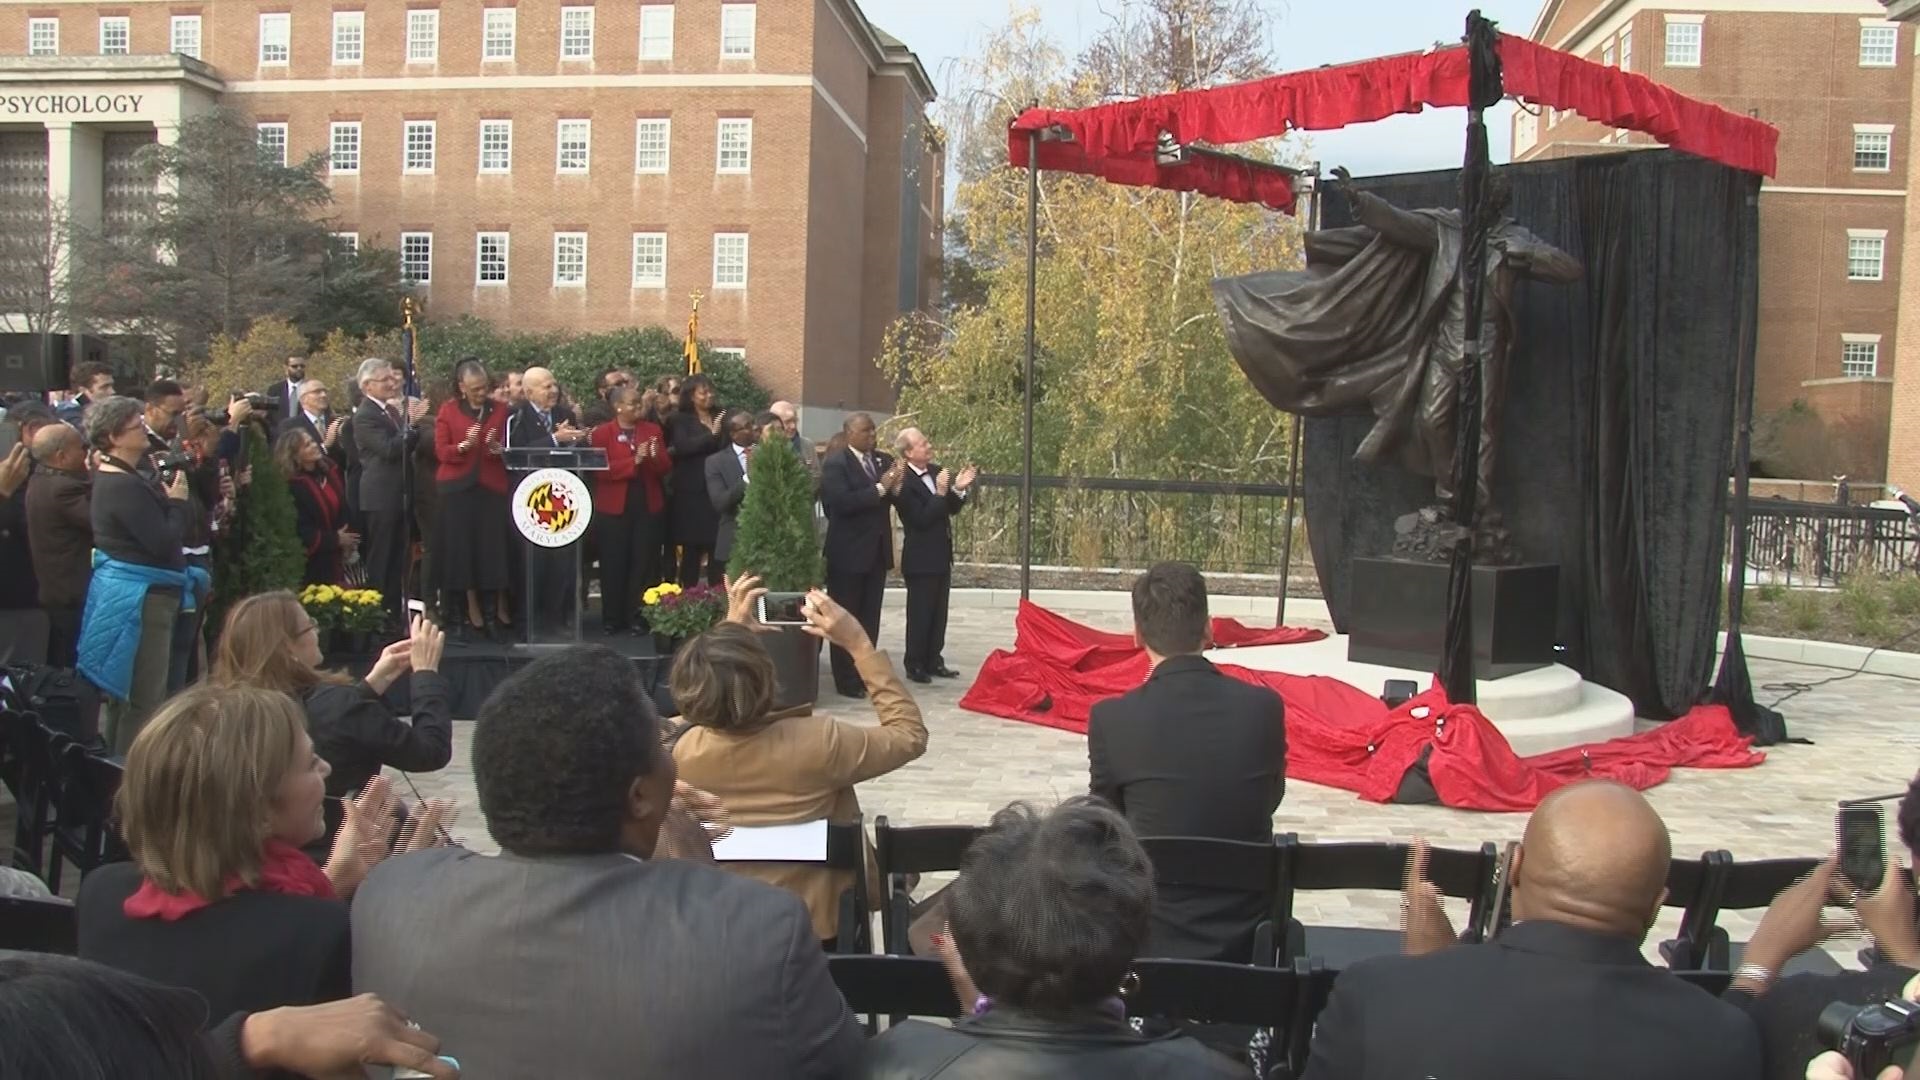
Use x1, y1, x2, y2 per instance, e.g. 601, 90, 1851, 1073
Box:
77, 551, 210, 703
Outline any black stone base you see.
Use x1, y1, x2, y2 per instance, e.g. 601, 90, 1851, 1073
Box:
1347, 558, 1560, 680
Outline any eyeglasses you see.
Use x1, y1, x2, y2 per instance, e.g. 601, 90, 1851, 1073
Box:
296, 621, 319, 638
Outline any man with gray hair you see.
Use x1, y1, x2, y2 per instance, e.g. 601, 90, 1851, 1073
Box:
352, 358, 427, 626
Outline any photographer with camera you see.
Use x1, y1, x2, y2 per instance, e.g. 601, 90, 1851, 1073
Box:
78, 396, 209, 755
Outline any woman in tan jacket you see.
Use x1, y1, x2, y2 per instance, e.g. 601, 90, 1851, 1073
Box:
670, 577, 927, 943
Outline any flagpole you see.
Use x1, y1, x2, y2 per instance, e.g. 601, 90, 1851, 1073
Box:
399, 296, 419, 620
685, 291, 704, 376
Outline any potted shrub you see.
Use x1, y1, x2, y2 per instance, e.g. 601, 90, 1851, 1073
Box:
639, 582, 727, 652
300, 584, 386, 661
727, 432, 826, 708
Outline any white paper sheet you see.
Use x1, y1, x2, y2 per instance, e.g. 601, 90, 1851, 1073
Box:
711, 819, 830, 863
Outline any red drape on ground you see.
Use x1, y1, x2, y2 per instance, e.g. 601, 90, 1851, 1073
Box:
960, 603, 1764, 812
1007, 32, 1776, 205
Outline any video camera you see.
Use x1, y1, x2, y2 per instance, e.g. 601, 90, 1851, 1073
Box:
209, 391, 276, 427
152, 450, 193, 485
1819, 998, 1920, 1078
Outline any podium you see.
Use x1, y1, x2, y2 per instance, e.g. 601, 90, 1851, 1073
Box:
504, 446, 608, 648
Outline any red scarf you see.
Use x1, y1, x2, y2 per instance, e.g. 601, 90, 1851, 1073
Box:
122, 839, 337, 921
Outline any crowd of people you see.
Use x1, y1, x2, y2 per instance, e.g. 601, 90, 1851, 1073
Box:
2, 362, 1916, 1079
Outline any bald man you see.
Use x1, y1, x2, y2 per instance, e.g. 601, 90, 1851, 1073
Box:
1301, 781, 1761, 1080
25, 421, 93, 666
507, 368, 588, 640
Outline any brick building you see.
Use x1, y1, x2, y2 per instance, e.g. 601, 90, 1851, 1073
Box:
0, 0, 941, 424
1515, 0, 1907, 482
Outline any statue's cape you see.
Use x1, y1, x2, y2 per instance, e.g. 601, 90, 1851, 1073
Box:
1211, 209, 1462, 471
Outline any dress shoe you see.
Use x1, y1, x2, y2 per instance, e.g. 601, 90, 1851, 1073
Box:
906, 670, 933, 685
931, 666, 961, 679
838, 684, 868, 699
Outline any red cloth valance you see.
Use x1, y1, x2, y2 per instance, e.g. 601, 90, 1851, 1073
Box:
1008, 31, 1776, 206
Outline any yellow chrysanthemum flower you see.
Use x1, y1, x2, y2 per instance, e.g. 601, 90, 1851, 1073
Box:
643, 588, 660, 605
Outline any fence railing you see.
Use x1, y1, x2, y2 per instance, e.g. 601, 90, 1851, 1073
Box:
953, 475, 1920, 587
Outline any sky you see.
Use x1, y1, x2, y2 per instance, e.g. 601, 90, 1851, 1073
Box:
857, 0, 1547, 196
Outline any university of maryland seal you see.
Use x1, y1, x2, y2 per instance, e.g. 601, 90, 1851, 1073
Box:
510, 467, 593, 548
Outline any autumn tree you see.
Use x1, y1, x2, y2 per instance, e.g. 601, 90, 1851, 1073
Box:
884, 1, 1305, 482
0, 199, 74, 335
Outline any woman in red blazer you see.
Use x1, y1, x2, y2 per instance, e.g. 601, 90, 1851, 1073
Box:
433, 358, 512, 641
590, 386, 673, 634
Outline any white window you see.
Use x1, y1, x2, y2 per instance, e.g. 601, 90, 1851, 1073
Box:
256, 122, 289, 166
404, 121, 436, 173
634, 118, 671, 173
1848, 230, 1887, 281
639, 5, 674, 60
478, 120, 513, 173
719, 3, 755, 58
631, 232, 667, 287
99, 16, 129, 55
553, 232, 587, 286
1843, 336, 1881, 378
557, 119, 591, 173
482, 8, 515, 60
407, 9, 438, 62
711, 346, 745, 363
713, 232, 748, 289
27, 18, 57, 55
330, 122, 362, 175
561, 6, 594, 59
333, 11, 364, 64
330, 232, 360, 256
1862, 25, 1899, 68
1602, 42, 1614, 67
259, 13, 290, 65
716, 118, 752, 173
1664, 19, 1701, 67
477, 232, 510, 284
170, 15, 202, 57
1514, 108, 1536, 152
1620, 26, 1632, 71
1855, 126, 1894, 172
401, 232, 433, 283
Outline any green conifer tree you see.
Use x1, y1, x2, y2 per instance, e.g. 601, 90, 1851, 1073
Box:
209, 423, 307, 636
729, 433, 824, 591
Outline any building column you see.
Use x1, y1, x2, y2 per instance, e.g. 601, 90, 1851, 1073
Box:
42, 121, 104, 333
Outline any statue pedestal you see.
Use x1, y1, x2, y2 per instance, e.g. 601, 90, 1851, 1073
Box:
1347, 558, 1559, 680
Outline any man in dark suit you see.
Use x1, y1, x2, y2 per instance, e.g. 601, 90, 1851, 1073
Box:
1088, 561, 1286, 963
274, 379, 348, 471
819, 412, 899, 698
703, 409, 758, 580
890, 427, 973, 684
25, 421, 91, 668
507, 367, 589, 639
261, 355, 306, 418
1302, 782, 1762, 1080
350, 646, 863, 1078
351, 358, 423, 629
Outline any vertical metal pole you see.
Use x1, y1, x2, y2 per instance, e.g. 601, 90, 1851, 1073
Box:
1275, 163, 1321, 626
1021, 131, 1039, 601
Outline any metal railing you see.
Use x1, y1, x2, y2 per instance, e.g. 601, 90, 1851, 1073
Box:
1738, 499, 1918, 587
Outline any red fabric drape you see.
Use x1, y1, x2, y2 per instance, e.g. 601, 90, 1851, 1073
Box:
960, 603, 1763, 812
1008, 32, 1776, 200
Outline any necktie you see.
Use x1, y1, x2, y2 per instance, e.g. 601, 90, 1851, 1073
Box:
387, 403, 402, 427
862, 453, 876, 480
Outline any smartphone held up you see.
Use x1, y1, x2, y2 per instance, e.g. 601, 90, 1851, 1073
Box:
755, 592, 810, 627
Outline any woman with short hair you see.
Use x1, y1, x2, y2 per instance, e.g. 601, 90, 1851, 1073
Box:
671, 578, 927, 943
79, 395, 207, 754
212, 592, 451, 853
857, 798, 1242, 1078
275, 428, 355, 587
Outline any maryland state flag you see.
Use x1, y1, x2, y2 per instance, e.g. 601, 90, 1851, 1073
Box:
684, 293, 702, 375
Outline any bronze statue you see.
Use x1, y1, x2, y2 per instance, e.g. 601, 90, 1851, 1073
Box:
1212, 166, 1580, 549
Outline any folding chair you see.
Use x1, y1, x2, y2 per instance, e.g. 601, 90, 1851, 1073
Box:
1127, 957, 1329, 1080
1138, 835, 1285, 966
10, 715, 70, 879
827, 953, 962, 1024
872, 817, 982, 955
1276, 836, 1499, 966
1706, 855, 1841, 975
46, 743, 125, 891
0, 894, 77, 955
1657, 851, 1729, 970
712, 815, 872, 952
1670, 969, 1734, 996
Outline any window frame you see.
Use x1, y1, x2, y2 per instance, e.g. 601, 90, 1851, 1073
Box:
476, 231, 511, 285
1842, 336, 1882, 378
631, 231, 668, 288
560, 6, 595, 60
259, 13, 291, 65
716, 117, 753, 174
329, 121, 362, 176
1619, 25, 1632, 71
639, 4, 675, 60
170, 14, 202, 57
1664, 19, 1701, 68
552, 231, 588, 287
332, 10, 365, 65
710, 346, 745, 363
634, 118, 672, 174
400, 231, 433, 284
478, 119, 513, 174
1848, 230, 1888, 282
403, 120, 437, 174
28, 17, 58, 56
1861, 24, 1899, 69
1854, 126, 1894, 173
556, 119, 592, 174
719, 3, 755, 59
712, 232, 749, 290
98, 16, 130, 55
330, 232, 361, 257
407, 9, 439, 63
256, 122, 290, 167
482, 8, 516, 61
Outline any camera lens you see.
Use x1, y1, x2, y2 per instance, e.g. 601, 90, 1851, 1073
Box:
1819, 1001, 1866, 1049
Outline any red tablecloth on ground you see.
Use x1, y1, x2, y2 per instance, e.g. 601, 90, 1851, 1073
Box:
959, 602, 1764, 811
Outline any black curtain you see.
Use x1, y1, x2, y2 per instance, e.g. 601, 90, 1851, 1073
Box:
1305, 149, 1761, 719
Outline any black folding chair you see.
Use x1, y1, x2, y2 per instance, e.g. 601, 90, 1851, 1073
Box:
716, 815, 872, 953
10, 715, 70, 879
0, 894, 78, 955
1670, 969, 1734, 996
872, 817, 982, 955
827, 953, 962, 1025
1127, 957, 1330, 1080
46, 743, 126, 891
1706, 855, 1841, 975
1138, 835, 1285, 966
1657, 851, 1729, 970
1276, 836, 1499, 966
